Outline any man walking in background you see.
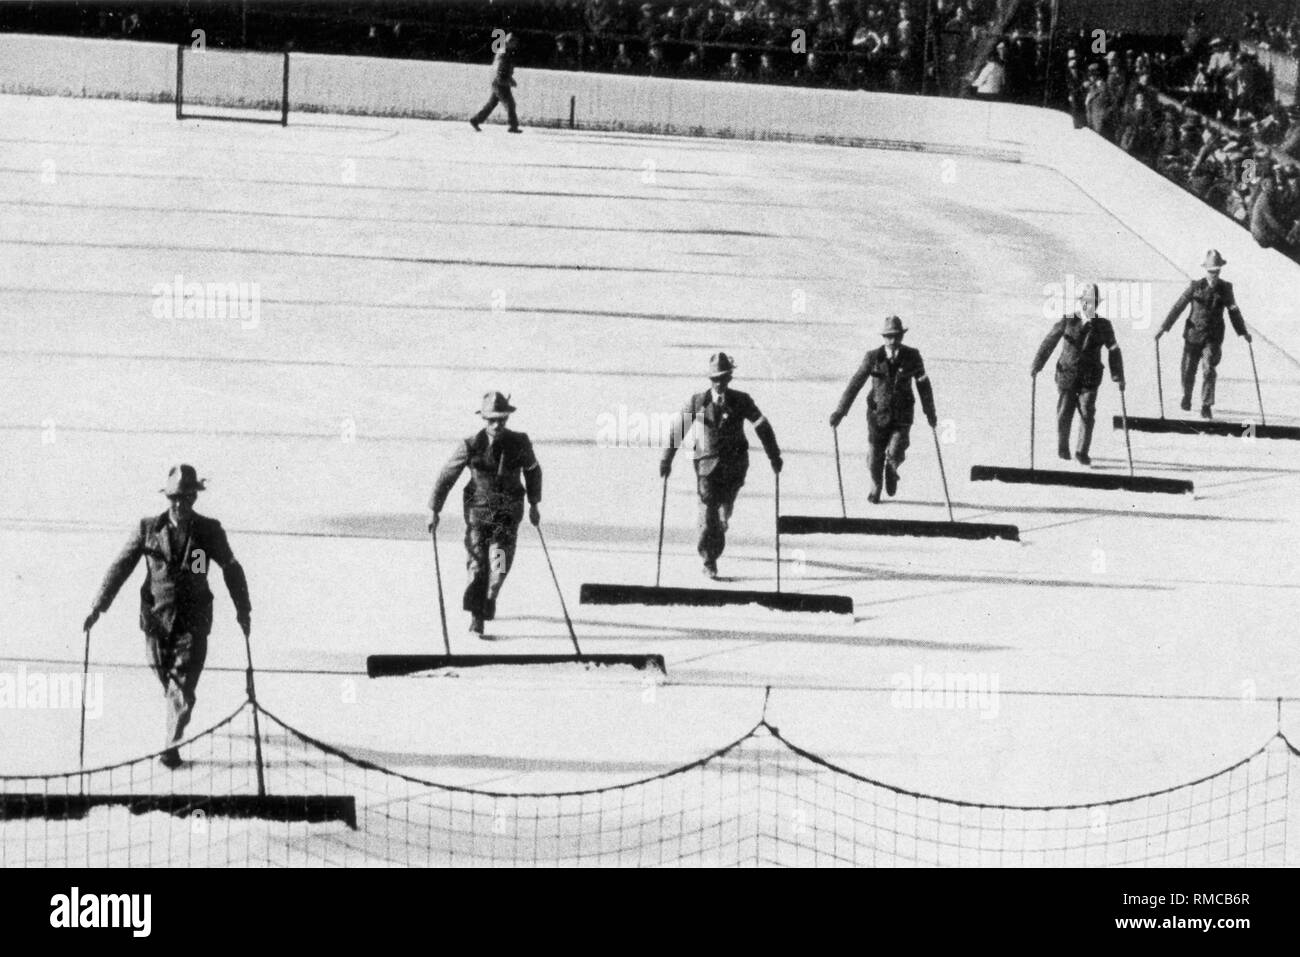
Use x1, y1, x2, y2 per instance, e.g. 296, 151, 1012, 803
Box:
83, 465, 251, 769
1031, 283, 1125, 466
661, 353, 782, 580
830, 316, 937, 504
429, 392, 541, 637
1155, 249, 1251, 419
470, 32, 522, 133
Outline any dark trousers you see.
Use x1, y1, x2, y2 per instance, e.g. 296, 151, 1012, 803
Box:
1180, 339, 1222, 409
696, 460, 747, 564
146, 629, 208, 752
867, 421, 911, 494
471, 82, 519, 128
1056, 387, 1098, 456
463, 504, 522, 618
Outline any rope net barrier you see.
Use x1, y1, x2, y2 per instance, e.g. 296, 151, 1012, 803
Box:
2, 700, 1295, 867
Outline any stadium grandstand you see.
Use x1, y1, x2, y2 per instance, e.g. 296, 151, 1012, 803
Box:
7, 1, 1300, 259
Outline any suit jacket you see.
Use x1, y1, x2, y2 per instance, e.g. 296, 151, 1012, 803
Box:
835, 345, 936, 429
660, 388, 780, 477
1032, 314, 1124, 392
430, 428, 541, 515
93, 512, 250, 639
491, 48, 517, 87
1160, 277, 1247, 345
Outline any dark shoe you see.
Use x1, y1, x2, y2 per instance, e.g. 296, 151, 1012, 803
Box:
483, 598, 496, 622
702, 561, 718, 580
468, 615, 484, 636
159, 749, 183, 770
1058, 448, 1071, 461
1200, 406, 1213, 420
469, 118, 481, 131
507, 127, 522, 134
867, 489, 881, 504
884, 464, 898, 497
1074, 451, 1091, 466
1180, 396, 1191, 412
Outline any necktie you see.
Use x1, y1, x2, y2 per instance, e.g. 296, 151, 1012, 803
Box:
169, 521, 189, 565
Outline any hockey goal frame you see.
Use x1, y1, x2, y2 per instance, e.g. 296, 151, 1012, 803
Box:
175, 44, 290, 126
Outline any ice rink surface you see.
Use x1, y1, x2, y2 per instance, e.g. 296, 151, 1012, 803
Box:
2, 94, 1298, 806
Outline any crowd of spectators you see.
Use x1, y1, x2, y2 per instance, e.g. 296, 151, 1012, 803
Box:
555, 0, 1017, 96
559, 0, 935, 90
0, 1, 1018, 95
1240, 9, 1300, 58
1166, 37, 1277, 127
1155, 108, 1300, 255
1060, 25, 1300, 260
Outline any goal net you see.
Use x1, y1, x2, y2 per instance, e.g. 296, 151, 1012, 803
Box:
175, 45, 289, 126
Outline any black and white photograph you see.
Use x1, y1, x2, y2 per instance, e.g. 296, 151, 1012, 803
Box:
0, 0, 1296, 903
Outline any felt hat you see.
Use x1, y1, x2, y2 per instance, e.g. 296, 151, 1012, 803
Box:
161, 464, 206, 497
881, 315, 907, 337
707, 352, 736, 379
479, 391, 516, 418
